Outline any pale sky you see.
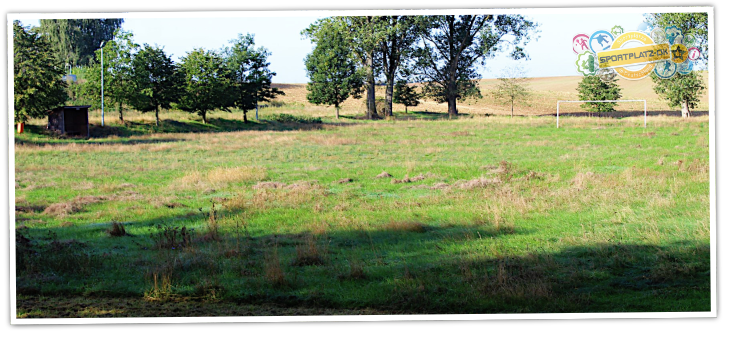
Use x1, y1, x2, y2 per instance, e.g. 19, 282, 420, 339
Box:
18, 11, 651, 83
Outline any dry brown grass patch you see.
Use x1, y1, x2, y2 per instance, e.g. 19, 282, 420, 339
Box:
454, 177, 501, 189
42, 195, 107, 217
375, 171, 392, 178
391, 173, 427, 184
264, 248, 286, 287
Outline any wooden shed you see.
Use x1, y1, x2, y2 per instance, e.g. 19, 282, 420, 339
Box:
47, 105, 91, 137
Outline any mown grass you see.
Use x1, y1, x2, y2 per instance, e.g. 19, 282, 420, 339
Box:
14, 109, 709, 316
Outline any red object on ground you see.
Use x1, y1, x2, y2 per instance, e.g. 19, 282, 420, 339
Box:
17, 122, 24, 134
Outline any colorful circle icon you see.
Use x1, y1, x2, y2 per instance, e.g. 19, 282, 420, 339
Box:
573, 34, 590, 54
677, 60, 694, 75
670, 44, 689, 64
655, 59, 677, 79
687, 47, 701, 61
588, 31, 614, 53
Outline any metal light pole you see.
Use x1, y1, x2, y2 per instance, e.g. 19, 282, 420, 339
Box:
100, 41, 105, 127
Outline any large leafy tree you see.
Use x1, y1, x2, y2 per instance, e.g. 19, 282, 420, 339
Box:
304, 17, 386, 119
304, 23, 364, 119
178, 48, 233, 124
80, 29, 138, 123
223, 34, 284, 123
13, 21, 67, 124
651, 72, 705, 118
645, 12, 708, 117
130, 44, 182, 126
412, 15, 537, 118
38, 19, 124, 67
645, 12, 708, 64
576, 75, 622, 113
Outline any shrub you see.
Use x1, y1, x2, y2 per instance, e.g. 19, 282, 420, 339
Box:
269, 113, 322, 124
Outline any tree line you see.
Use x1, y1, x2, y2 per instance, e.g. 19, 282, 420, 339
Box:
302, 15, 538, 119
13, 13, 708, 127
13, 20, 282, 126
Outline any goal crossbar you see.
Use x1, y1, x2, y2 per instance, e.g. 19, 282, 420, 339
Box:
556, 100, 647, 128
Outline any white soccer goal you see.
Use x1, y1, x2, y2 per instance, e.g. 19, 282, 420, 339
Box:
556, 100, 647, 128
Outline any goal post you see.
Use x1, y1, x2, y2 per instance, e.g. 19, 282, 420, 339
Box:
556, 100, 647, 128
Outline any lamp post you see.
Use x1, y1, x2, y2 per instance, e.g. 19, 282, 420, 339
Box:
100, 41, 105, 127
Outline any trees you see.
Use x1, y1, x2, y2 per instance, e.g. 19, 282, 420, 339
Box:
38, 19, 124, 67
304, 17, 386, 119
645, 13, 708, 64
645, 13, 708, 117
576, 75, 622, 114
651, 72, 705, 118
223, 34, 284, 123
130, 44, 182, 126
80, 30, 138, 123
412, 15, 537, 118
177, 48, 233, 124
492, 67, 531, 118
376, 16, 420, 117
304, 23, 363, 119
393, 80, 421, 113
13, 21, 67, 125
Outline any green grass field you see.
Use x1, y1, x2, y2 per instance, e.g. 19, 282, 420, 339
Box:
14, 77, 710, 317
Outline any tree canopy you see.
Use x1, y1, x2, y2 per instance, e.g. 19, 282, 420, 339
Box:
393, 80, 421, 113
304, 23, 363, 119
130, 44, 182, 126
79, 29, 139, 123
13, 21, 67, 124
645, 12, 708, 118
38, 19, 124, 67
177, 48, 234, 124
492, 67, 531, 118
412, 15, 538, 118
577, 75, 622, 113
223, 34, 284, 123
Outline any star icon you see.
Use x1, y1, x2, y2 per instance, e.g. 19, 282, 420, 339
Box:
672, 46, 686, 59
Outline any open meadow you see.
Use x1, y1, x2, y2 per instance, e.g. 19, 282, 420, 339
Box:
13, 76, 710, 317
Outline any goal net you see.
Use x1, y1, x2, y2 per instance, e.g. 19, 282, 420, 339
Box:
556, 100, 647, 128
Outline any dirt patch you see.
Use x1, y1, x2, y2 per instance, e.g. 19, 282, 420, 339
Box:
391, 173, 428, 184
253, 181, 287, 190
335, 178, 353, 184
42, 195, 107, 217
454, 177, 502, 189
375, 171, 392, 178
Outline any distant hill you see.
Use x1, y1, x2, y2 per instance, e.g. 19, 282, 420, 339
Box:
272, 72, 709, 117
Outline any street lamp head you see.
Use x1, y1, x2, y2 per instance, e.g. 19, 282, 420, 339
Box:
100, 41, 105, 48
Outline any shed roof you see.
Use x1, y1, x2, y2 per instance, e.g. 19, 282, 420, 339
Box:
54, 105, 92, 110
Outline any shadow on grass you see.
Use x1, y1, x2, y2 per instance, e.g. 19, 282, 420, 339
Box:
16, 210, 710, 314
15, 198, 711, 314
390, 110, 483, 121
14, 117, 340, 144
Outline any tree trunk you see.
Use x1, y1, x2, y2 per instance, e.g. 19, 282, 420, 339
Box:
243, 110, 248, 123
511, 101, 514, 118
202, 112, 208, 124
365, 54, 376, 119
155, 106, 160, 127
336, 106, 340, 119
118, 103, 124, 124
681, 101, 691, 118
405, 106, 408, 114
447, 96, 458, 119
384, 76, 395, 118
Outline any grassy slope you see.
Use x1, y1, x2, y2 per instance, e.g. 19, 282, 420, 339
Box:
14, 108, 710, 316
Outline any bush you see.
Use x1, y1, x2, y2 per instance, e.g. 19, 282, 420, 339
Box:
269, 113, 322, 124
